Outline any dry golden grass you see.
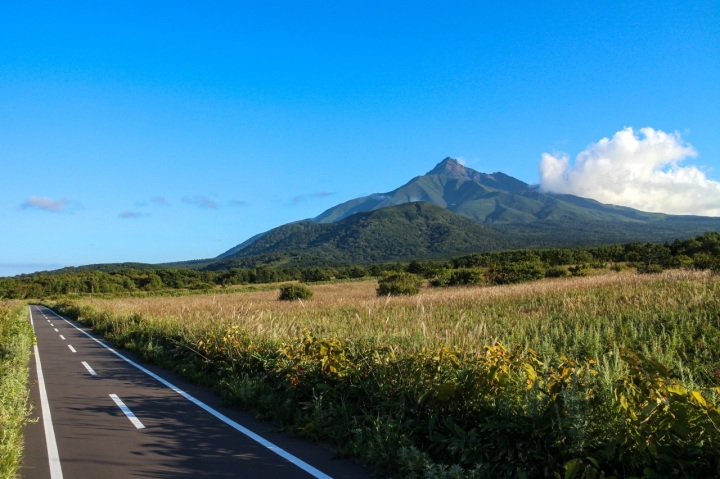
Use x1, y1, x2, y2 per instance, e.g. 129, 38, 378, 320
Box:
76, 269, 720, 363
52, 270, 720, 476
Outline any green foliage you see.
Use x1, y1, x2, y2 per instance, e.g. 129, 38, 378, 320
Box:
278, 284, 313, 301
544, 266, 568, 278
221, 202, 507, 266
608, 350, 720, 476
5, 232, 720, 301
0, 303, 33, 478
568, 264, 589, 277
377, 272, 422, 296
487, 258, 546, 285
44, 295, 720, 478
636, 263, 664, 274
430, 268, 485, 287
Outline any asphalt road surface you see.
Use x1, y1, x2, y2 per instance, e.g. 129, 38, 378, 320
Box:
22, 305, 377, 478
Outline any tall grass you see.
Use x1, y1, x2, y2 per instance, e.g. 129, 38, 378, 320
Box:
0, 302, 34, 478
49, 270, 720, 478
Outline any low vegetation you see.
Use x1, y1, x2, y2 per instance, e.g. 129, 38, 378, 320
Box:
377, 272, 423, 296
0, 302, 34, 478
4, 232, 720, 299
46, 269, 720, 478
278, 283, 313, 301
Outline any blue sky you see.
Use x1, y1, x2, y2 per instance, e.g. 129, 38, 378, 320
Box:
1, 1, 719, 276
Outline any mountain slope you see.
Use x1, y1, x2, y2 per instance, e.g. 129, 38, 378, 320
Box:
314, 157, 669, 225
215, 202, 509, 266
216, 157, 720, 266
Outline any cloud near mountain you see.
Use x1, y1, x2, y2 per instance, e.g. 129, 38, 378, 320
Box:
540, 127, 720, 217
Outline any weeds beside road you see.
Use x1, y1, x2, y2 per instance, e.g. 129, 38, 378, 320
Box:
48, 271, 720, 478
0, 302, 34, 478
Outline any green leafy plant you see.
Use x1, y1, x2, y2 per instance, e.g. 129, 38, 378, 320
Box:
377, 272, 422, 296
0, 303, 34, 478
487, 259, 545, 285
278, 283, 313, 301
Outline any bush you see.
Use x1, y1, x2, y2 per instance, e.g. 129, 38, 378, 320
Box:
448, 268, 484, 286
430, 268, 484, 287
377, 272, 422, 296
545, 266, 568, 278
568, 264, 589, 277
429, 270, 452, 287
487, 260, 545, 285
278, 284, 313, 301
637, 264, 664, 275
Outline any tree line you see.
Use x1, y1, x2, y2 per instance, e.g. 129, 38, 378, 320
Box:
3, 232, 720, 299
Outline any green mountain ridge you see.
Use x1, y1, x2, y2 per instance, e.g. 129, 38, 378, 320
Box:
18, 158, 720, 275
313, 157, 669, 225
213, 202, 510, 267
215, 157, 720, 266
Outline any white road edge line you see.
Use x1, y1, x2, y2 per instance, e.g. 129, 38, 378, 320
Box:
55, 311, 332, 479
109, 394, 145, 429
81, 361, 98, 376
68, 345, 76, 353
29, 307, 64, 479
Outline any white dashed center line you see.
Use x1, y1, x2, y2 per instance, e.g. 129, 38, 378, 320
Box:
109, 394, 145, 429
81, 361, 97, 376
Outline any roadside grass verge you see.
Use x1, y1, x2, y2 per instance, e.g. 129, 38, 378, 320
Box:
46, 271, 720, 478
0, 302, 34, 478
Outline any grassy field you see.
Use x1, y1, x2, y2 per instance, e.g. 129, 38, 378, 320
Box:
49, 270, 720, 478
0, 301, 34, 478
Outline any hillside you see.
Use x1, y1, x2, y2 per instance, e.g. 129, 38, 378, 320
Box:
216, 158, 720, 266
214, 202, 509, 267
314, 157, 671, 225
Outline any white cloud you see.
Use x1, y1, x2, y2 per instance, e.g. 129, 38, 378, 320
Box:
20, 196, 69, 212
539, 127, 720, 216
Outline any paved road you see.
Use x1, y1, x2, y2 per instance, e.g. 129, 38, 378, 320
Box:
22, 305, 376, 478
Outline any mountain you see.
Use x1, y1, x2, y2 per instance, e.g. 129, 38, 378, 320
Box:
212, 202, 510, 268
216, 158, 720, 266
314, 157, 665, 225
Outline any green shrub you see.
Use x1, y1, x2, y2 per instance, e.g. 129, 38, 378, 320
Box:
377, 272, 422, 296
487, 260, 545, 285
448, 268, 484, 286
429, 270, 452, 287
568, 264, 589, 277
278, 284, 313, 301
637, 264, 664, 275
430, 268, 484, 287
545, 266, 568, 278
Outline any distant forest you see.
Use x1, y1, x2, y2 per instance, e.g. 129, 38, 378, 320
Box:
3, 232, 720, 299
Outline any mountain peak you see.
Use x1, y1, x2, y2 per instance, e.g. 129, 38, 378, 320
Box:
427, 157, 469, 177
